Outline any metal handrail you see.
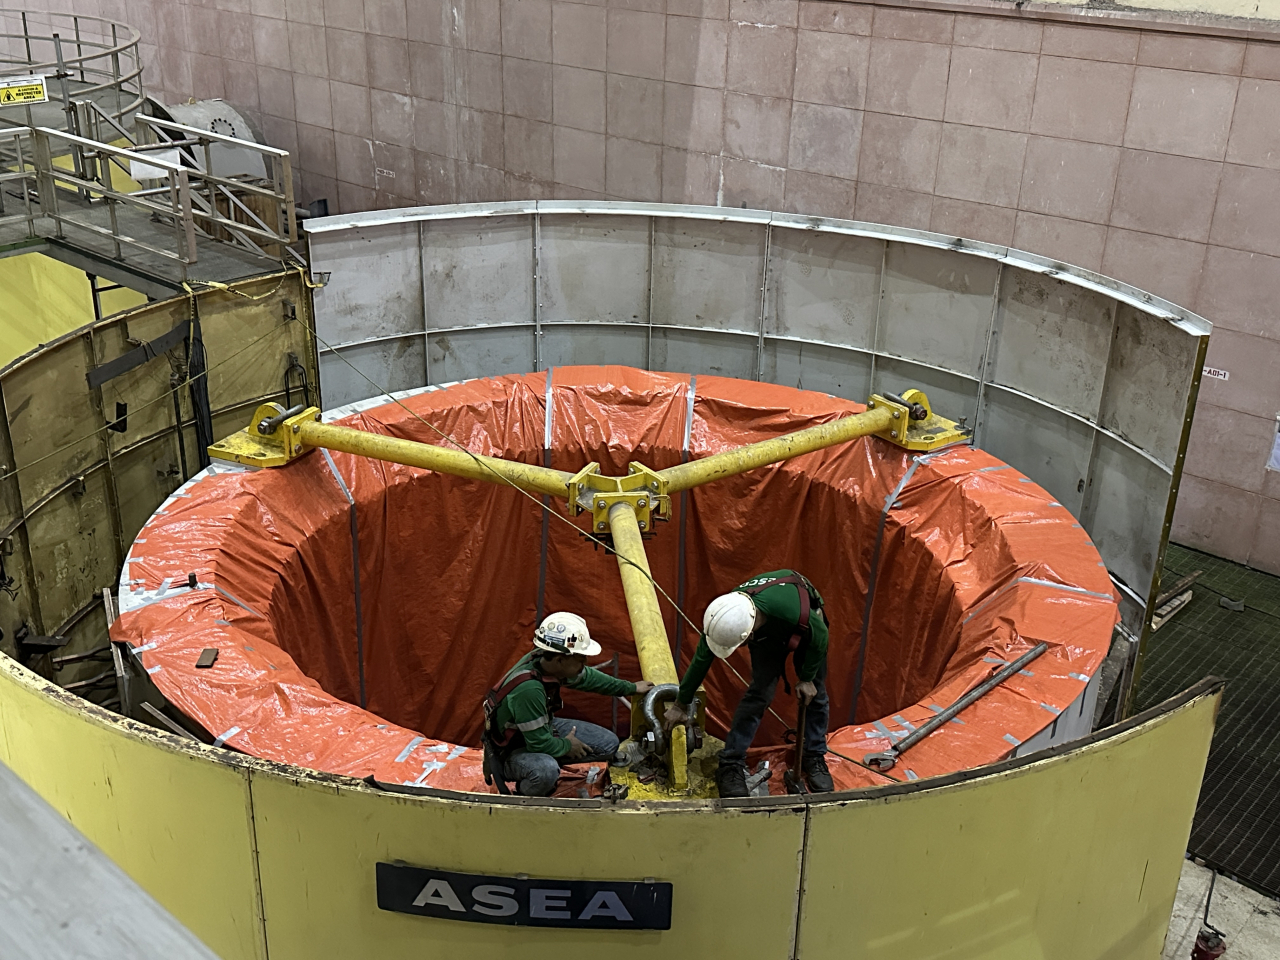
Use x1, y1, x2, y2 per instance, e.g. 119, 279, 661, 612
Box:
0, 10, 145, 128
0, 126, 37, 234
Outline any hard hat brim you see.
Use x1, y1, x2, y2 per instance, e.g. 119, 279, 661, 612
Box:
706, 635, 744, 659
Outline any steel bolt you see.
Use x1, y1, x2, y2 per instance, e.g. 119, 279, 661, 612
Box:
890, 430, 898, 438
651, 481, 659, 491
293, 424, 300, 433
597, 500, 607, 509
639, 520, 647, 529
637, 498, 647, 508
893, 410, 900, 419
597, 522, 607, 531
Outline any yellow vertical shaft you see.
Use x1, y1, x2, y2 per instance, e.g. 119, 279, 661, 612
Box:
607, 501, 688, 789
607, 502, 677, 684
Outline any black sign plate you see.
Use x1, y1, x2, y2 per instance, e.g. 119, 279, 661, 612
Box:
376, 862, 672, 930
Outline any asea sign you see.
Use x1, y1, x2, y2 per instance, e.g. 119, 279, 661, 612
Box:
376, 862, 672, 930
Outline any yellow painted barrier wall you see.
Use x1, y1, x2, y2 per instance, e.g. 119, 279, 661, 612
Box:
0, 253, 145, 367
0, 650, 1219, 960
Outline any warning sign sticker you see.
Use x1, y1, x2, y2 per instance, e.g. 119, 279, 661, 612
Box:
0, 75, 48, 106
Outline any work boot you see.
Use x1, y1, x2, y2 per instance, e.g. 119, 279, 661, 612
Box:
802, 753, 834, 792
715, 764, 749, 798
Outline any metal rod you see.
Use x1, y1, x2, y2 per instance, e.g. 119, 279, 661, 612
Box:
658, 405, 895, 493
297, 420, 575, 499
866, 643, 1049, 771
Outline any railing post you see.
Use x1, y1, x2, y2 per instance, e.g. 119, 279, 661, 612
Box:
279, 153, 296, 242
176, 168, 198, 265
31, 130, 62, 238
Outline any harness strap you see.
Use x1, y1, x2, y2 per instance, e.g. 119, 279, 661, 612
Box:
741, 573, 818, 652
483, 669, 559, 750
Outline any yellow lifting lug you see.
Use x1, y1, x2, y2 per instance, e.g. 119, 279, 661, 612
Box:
567, 462, 671, 535
867, 389, 971, 452
206, 402, 323, 468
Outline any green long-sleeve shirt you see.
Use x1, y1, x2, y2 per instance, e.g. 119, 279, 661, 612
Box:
677, 570, 829, 705
491, 652, 637, 758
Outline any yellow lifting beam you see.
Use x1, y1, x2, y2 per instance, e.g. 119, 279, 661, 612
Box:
209, 406, 575, 498
208, 387, 968, 797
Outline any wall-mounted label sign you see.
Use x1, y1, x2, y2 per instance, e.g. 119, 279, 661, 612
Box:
0, 75, 48, 106
1203, 366, 1230, 381
376, 863, 673, 930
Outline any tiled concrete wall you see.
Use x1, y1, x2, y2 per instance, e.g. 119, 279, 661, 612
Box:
84, 0, 1280, 573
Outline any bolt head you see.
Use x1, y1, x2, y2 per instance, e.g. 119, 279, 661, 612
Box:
638, 520, 647, 530
651, 481, 659, 491
597, 500, 607, 509
637, 498, 647, 508
293, 424, 300, 433
893, 410, 900, 419
890, 430, 898, 438
597, 522, 607, 531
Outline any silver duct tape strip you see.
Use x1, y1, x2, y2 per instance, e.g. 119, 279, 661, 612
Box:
119, 581, 214, 615
683, 376, 697, 453
320, 448, 355, 505
133, 642, 158, 654
926, 703, 964, 725
411, 760, 447, 785
447, 745, 467, 761
978, 465, 1009, 472
425, 743, 449, 753
962, 574, 1114, 627
1003, 733, 1022, 747
146, 665, 161, 675
213, 725, 241, 748
1040, 703, 1062, 715
215, 585, 265, 619
872, 720, 907, 742
586, 767, 600, 784
395, 735, 425, 763
905, 770, 919, 781
1069, 672, 1091, 682
892, 714, 916, 732
544, 367, 554, 448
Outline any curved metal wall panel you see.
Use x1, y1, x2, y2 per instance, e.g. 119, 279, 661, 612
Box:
305, 202, 1211, 647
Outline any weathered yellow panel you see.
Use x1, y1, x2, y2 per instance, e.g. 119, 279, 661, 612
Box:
0, 659, 267, 960
0, 635, 1218, 960
249, 775, 806, 960
799, 689, 1219, 960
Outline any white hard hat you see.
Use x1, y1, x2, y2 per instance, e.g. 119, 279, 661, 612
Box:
703, 592, 757, 658
533, 612, 602, 657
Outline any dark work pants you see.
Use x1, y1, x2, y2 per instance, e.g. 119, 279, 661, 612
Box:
720, 640, 829, 770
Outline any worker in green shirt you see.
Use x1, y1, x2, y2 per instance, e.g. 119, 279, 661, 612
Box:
483, 611, 653, 796
665, 570, 833, 797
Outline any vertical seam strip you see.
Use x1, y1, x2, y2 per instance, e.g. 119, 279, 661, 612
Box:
322, 447, 366, 709
674, 375, 697, 665
847, 455, 922, 725
536, 367, 554, 622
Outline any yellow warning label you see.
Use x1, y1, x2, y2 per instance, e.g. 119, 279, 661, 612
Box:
0, 76, 48, 106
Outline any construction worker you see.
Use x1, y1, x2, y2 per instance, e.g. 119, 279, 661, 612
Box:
665, 570, 834, 797
483, 612, 653, 797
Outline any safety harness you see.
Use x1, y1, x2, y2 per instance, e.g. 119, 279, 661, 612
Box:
481, 662, 562, 795
740, 572, 825, 695
740, 571, 823, 652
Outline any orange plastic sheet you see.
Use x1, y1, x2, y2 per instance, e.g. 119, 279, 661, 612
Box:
111, 367, 1118, 795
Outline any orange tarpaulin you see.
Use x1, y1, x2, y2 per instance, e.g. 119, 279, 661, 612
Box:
111, 367, 1117, 794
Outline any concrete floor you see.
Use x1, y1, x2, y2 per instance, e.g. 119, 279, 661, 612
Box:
1163, 859, 1280, 959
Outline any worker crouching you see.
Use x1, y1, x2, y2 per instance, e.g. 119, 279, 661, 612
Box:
666, 570, 834, 797
483, 612, 653, 797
